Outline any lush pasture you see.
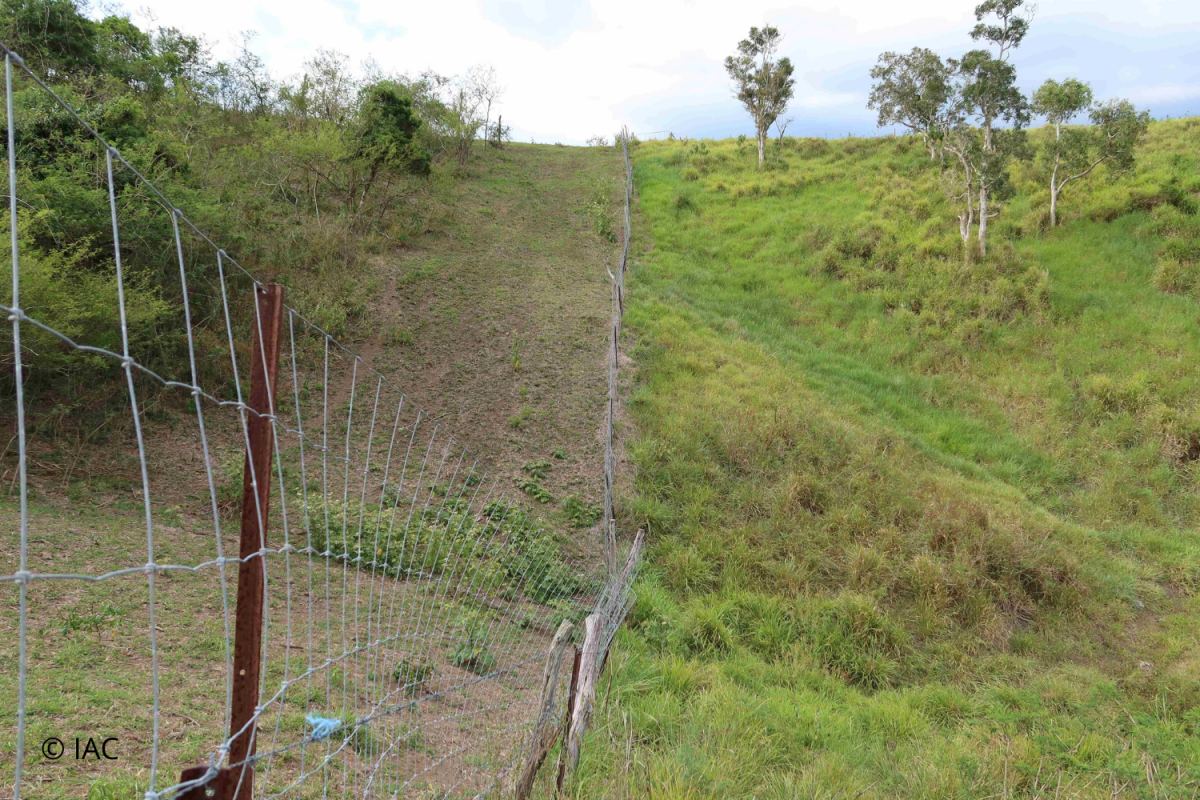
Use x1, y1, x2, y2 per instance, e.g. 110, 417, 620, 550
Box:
571, 122, 1200, 799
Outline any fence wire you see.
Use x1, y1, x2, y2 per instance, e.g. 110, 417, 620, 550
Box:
0, 42, 639, 800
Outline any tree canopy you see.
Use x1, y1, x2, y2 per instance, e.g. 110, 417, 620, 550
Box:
868, 47, 952, 159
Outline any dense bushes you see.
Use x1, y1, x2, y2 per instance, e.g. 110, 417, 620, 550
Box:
0, 0, 501, 419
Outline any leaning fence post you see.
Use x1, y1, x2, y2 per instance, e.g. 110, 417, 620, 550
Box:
563, 612, 603, 783
515, 620, 575, 800
227, 283, 285, 800
555, 645, 582, 794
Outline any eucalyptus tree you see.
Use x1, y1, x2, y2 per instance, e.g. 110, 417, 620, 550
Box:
1032, 79, 1149, 226
868, 47, 953, 160
724, 25, 795, 168
969, 0, 1032, 61
950, 46, 1030, 256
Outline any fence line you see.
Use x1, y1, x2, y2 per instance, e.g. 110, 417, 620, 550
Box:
601, 125, 637, 626
1, 40, 640, 800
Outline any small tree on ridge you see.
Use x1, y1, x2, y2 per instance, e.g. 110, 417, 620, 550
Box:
1031, 79, 1148, 227
868, 47, 953, 160
724, 25, 795, 169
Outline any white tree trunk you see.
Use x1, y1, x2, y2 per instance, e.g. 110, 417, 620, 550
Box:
756, 130, 765, 168
978, 185, 989, 258
1049, 125, 1061, 228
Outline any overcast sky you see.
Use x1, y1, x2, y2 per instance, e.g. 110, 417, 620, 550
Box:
126, 0, 1200, 144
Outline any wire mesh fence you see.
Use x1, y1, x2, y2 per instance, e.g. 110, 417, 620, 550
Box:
0, 42, 640, 800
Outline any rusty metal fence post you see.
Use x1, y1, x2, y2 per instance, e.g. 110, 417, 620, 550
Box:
180, 284, 285, 800
228, 283, 285, 800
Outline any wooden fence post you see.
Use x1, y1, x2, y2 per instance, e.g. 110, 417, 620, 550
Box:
514, 620, 574, 800
555, 646, 582, 794
227, 283, 285, 800
563, 613, 603, 783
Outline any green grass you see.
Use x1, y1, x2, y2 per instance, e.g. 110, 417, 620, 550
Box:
565, 122, 1200, 799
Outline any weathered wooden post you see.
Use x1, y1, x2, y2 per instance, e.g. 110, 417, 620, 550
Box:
563, 613, 603, 782
514, 620, 574, 800
555, 645, 582, 795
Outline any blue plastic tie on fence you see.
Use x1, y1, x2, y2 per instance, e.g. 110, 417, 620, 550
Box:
306, 715, 341, 741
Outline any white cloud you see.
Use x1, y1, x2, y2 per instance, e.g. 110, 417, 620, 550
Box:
126, 0, 1200, 143
1135, 84, 1200, 104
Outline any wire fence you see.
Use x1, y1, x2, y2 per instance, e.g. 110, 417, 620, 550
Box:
0, 42, 640, 800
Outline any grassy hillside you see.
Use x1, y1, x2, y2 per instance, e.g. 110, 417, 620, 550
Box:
570, 121, 1200, 799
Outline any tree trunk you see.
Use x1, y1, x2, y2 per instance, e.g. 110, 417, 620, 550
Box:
1049, 153, 1059, 228
978, 185, 989, 258
756, 130, 765, 168
923, 134, 938, 161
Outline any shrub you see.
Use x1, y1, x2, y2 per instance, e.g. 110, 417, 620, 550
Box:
448, 613, 496, 675
392, 659, 434, 697
0, 221, 174, 398
672, 193, 697, 214
1155, 257, 1200, 295
562, 494, 601, 527
515, 476, 553, 503
661, 545, 717, 595
679, 602, 735, 654
805, 594, 910, 690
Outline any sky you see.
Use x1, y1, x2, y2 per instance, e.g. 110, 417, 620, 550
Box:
123, 0, 1200, 144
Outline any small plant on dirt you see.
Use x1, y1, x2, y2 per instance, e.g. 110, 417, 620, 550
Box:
584, 179, 617, 242
392, 659, 435, 697
552, 448, 568, 460
384, 325, 414, 346
516, 476, 553, 504
509, 335, 525, 371
507, 405, 533, 429
395, 724, 426, 752
562, 494, 602, 528
60, 602, 125, 641
217, 452, 244, 512
482, 500, 510, 520
449, 613, 496, 675
339, 716, 378, 755
521, 460, 551, 480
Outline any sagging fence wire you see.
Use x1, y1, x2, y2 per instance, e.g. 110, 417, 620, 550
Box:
0, 40, 640, 800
